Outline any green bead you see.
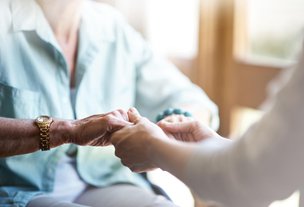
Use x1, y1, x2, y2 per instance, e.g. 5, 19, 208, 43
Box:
164, 108, 174, 116
156, 114, 164, 122
183, 111, 192, 117
173, 108, 183, 114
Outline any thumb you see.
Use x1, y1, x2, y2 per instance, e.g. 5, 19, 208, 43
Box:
106, 117, 132, 133
158, 121, 194, 134
128, 107, 142, 124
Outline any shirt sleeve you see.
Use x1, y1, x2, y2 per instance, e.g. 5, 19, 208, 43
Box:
183, 47, 304, 207
116, 17, 219, 129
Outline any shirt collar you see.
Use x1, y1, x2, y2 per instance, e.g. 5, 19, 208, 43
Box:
11, 0, 38, 32
11, 0, 115, 43
11, 0, 62, 52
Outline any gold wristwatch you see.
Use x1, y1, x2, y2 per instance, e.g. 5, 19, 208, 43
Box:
35, 115, 54, 151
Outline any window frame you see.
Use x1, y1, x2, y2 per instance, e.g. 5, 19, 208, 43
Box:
196, 0, 283, 135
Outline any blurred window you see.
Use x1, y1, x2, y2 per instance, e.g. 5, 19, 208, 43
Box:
146, 0, 199, 58
247, 0, 304, 62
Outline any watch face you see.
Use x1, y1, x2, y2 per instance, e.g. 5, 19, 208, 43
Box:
36, 116, 51, 123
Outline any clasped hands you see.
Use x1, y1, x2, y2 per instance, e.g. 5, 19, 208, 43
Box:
67, 108, 221, 172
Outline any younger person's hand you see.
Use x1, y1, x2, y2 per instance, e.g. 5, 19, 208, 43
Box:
158, 119, 222, 143
111, 108, 169, 172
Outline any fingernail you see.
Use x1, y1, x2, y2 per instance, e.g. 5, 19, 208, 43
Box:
129, 107, 138, 114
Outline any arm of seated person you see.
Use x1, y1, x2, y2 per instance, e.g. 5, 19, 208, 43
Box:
0, 110, 130, 157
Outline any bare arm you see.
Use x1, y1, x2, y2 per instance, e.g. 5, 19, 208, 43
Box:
0, 109, 131, 157
149, 51, 304, 206
0, 117, 67, 157
112, 44, 303, 206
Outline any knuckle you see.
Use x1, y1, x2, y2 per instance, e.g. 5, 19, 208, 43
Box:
117, 109, 125, 115
102, 115, 110, 122
111, 111, 120, 117
104, 115, 114, 123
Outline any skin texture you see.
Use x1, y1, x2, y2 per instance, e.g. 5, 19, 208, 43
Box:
69, 110, 131, 146
0, 109, 131, 157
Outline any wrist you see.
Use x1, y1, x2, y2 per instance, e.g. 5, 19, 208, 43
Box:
49, 119, 74, 148
150, 138, 193, 176
156, 108, 192, 122
148, 137, 173, 169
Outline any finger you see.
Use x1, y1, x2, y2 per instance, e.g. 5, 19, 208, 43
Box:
106, 116, 132, 132
114, 109, 130, 122
128, 107, 142, 124
158, 121, 194, 133
161, 115, 178, 123
178, 115, 188, 122
160, 114, 189, 124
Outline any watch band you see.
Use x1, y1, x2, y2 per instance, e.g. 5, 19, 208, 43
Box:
35, 116, 54, 151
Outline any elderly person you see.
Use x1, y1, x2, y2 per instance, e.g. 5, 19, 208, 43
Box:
111, 45, 304, 207
0, 0, 218, 207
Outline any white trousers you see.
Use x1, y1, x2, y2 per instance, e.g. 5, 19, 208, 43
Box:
27, 184, 179, 207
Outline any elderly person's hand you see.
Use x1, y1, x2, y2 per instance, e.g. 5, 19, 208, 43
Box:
67, 109, 132, 146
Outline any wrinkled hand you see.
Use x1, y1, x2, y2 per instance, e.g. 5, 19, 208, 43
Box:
158, 118, 221, 143
69, 109, 131, 146
111, 108, 169, 172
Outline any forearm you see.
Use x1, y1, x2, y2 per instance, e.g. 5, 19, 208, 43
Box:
149, 138, 194, 179
174, 55, 304, 206
150, 136, 232, 179
0, 117, 70, 157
